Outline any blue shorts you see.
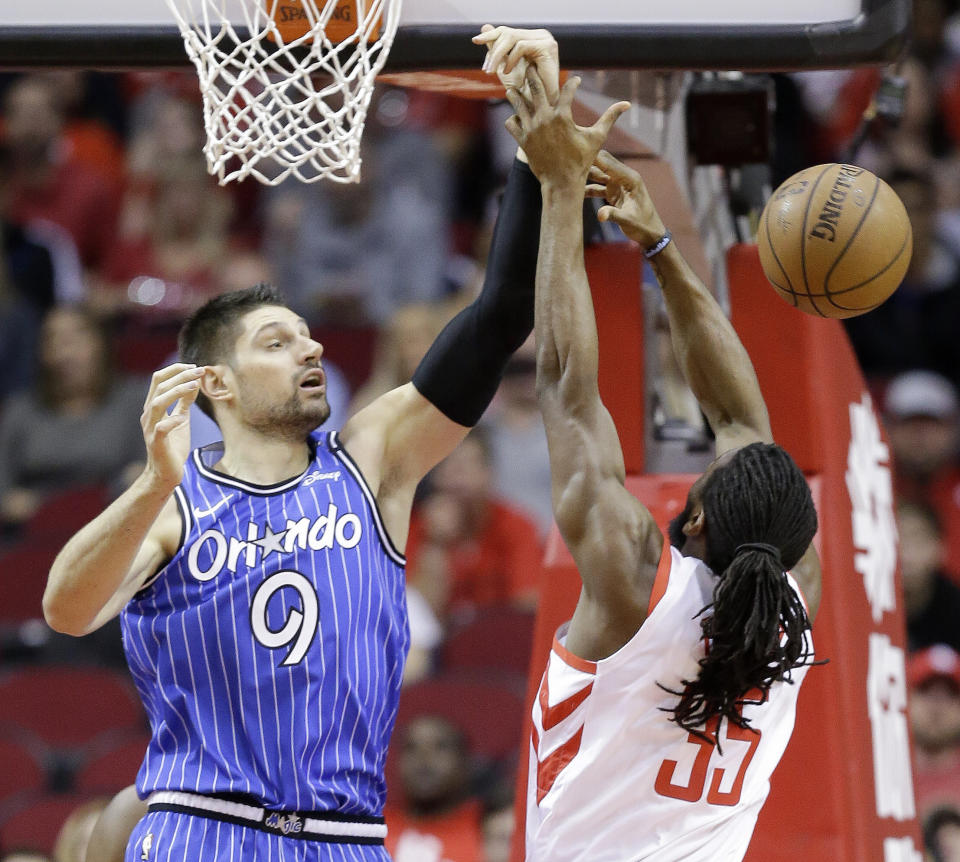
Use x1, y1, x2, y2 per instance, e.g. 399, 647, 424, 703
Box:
126, 809, 392, 862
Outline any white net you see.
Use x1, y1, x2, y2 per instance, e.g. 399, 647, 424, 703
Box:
164, 0, 403, 184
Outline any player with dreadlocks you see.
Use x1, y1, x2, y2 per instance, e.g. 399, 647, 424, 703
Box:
503, 65, 822, 862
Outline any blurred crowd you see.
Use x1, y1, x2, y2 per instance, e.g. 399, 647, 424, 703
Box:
786, 2, 960, 856
2, 0, 960, 857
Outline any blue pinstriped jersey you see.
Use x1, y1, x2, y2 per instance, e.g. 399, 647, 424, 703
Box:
120, 430, 409, 814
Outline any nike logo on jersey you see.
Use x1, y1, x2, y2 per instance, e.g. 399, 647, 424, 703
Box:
193, 495, 234, 519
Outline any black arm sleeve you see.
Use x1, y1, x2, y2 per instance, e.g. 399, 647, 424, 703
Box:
412, 157, 541, 427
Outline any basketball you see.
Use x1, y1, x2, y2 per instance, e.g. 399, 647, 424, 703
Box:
756, 163, 912, 318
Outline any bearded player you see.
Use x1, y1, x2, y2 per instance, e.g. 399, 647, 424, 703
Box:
43, 27, 560, 862
506, 67, 822, 861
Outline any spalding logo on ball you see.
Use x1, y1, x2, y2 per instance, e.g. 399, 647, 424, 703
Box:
757, 163, 912, 318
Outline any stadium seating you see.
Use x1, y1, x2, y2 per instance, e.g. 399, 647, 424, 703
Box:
0, 791, 98, 857
0, 666, 145, 749
74, 732, 149, 794
23, 484, 108, 543
0, 737, 47, 812
0, 543, 59, 625
439, 606, 535, 678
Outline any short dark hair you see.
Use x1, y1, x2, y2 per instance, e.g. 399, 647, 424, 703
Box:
925, 806, 960, 862
667, 442, 819, 748
178, 283, 288, 418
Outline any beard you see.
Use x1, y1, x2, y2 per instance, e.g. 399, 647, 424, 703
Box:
238, 376, 331, 439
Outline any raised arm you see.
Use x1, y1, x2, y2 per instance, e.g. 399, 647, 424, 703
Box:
42, 364, 199, 635
506, 70, 663, 658
340, 29, 558, 548
592, 151, 772, 455
592, 152, 821, 617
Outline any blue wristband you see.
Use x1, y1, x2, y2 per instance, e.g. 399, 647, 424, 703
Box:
644, 230, 672, 259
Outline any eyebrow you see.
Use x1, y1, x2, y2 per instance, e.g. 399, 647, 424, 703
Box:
252, 318, 310, 339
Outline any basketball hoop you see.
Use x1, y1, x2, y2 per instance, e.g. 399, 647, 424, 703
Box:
164, 0, 402, 185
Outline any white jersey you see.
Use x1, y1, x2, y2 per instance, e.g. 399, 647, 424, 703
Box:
526, 541, 812, 862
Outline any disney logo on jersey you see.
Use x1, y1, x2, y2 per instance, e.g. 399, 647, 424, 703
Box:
187, 502, 362, 582
264, 812, 304, 835
302, 469, 341, 486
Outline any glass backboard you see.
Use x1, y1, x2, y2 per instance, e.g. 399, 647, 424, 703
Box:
0, 0, 909, 71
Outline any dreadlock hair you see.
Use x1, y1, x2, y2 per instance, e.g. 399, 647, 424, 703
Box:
178, 283, 287, 420
668, 442, 819, 747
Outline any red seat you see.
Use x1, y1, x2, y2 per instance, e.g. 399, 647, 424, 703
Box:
75, 733, 149, 793
440, 606, 536, 676
23, 485, 108, 543
0, 544, 59, 624
114, 326, 178, 375
0, 737, 47, 807
0, 792, 98, 856
0, 666, 145, 749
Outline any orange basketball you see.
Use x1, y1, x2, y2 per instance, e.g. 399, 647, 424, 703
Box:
757, 163, 912, 318
268, 0, 376, 44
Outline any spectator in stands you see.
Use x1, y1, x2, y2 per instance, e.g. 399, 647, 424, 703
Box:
262, 119, 453, 326
910, 645, 960, 817
385, 715, 483, 862
845, 176, 960, 389
52, 797, 109, 862
480, 779, 516, 862
482, 335, 553, 537
125, 87, 203, 179
349, 302, 451, 415
0, 146, 85, 402
884, 370, 960, 583
925, 806, 960, 862
403, 583, 444, 686
898, 501, 960, 652
0, 305, 145, 532
405, 427, 541, 626
42, 71, 127, 187
94, 156, 234, 321
2, 75, 119, 272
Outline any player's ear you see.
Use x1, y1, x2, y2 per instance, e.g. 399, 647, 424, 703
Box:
682, 507, 705, 537
202, 364, 233, 406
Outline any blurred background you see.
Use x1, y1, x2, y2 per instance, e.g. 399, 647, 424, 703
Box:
2, 2, 960, 858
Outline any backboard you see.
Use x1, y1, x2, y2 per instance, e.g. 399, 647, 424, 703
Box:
0, 0, 909, 71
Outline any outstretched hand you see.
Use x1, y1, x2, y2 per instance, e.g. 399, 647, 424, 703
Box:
140, 363, 204, 490
504, 67, 629, 186
473, 25, 560, 104
587, 150, 668, 248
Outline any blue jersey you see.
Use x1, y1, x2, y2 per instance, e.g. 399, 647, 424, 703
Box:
120, 430, 409, 815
